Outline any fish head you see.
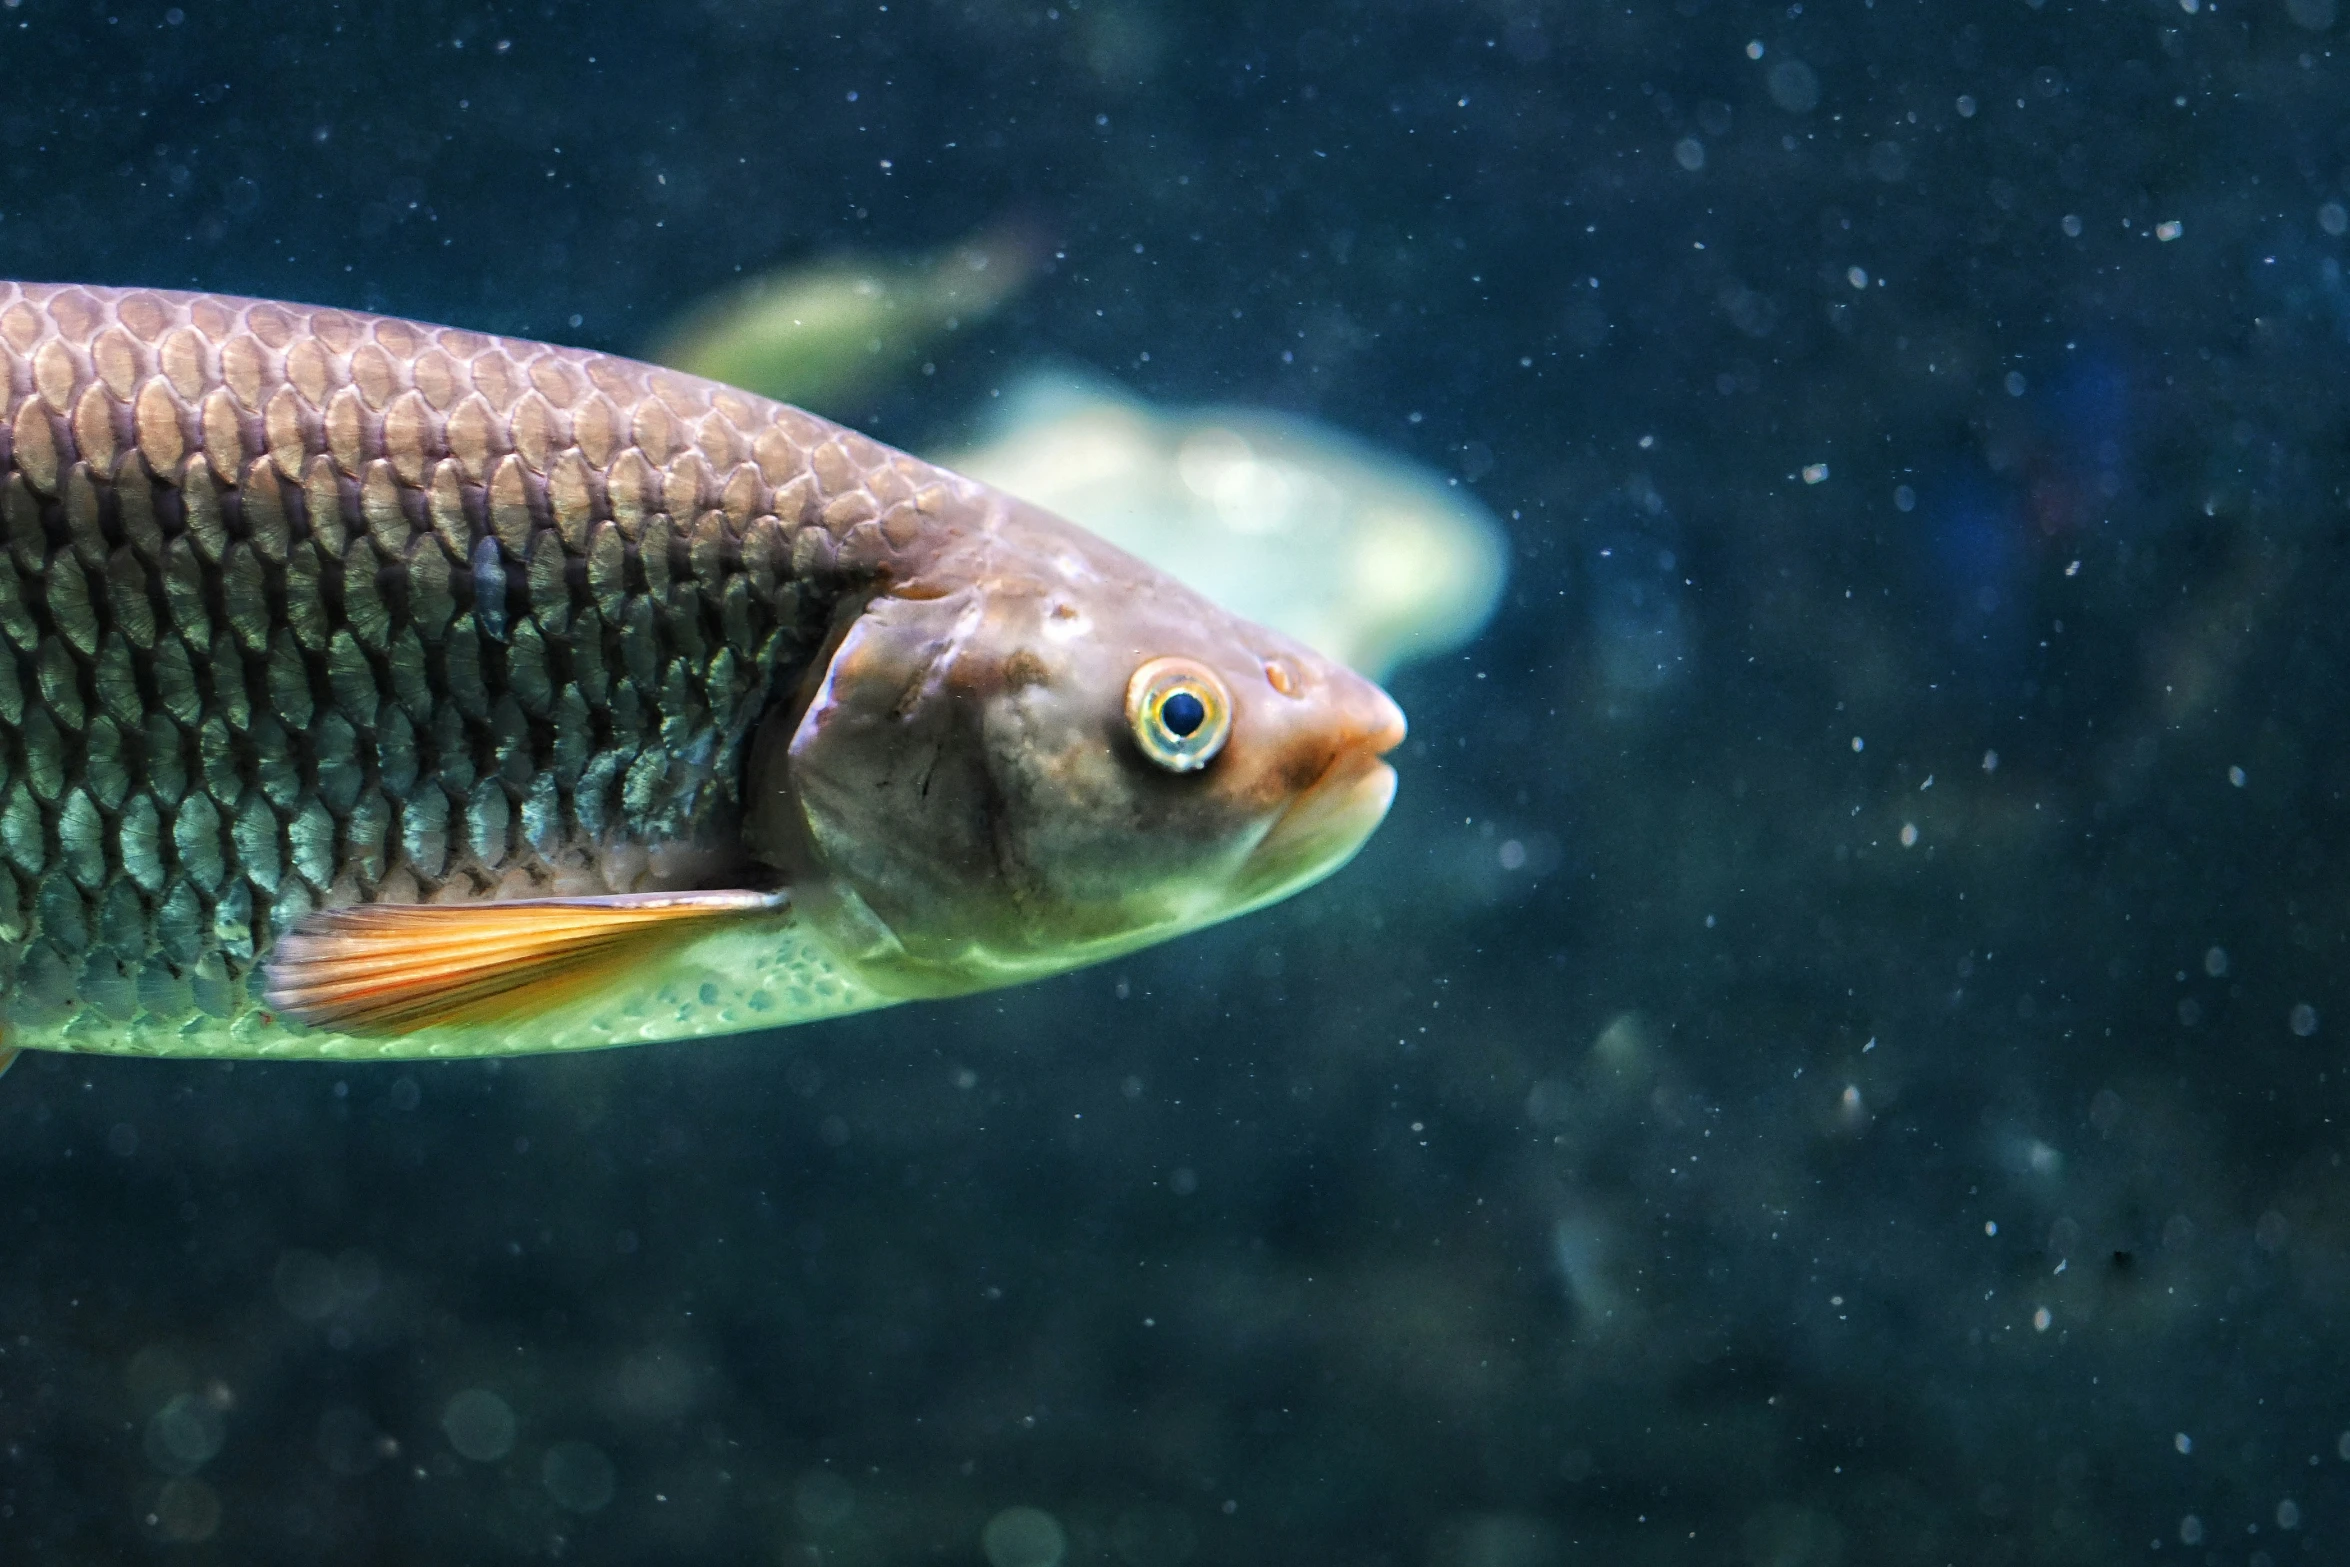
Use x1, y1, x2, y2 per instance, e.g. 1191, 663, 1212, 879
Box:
750, 500, 1408, 998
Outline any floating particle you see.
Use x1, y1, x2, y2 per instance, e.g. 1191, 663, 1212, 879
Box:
982, 1506, 1069, 1567
2228, 765, 2246, 787
1982, 750, 1999, 772
2155, 220, 2183, 241
1847, 266, 1869, 288
2204, 946, 2228, 977
1803, 463, 1830, 484
1767, 60, 1819, 113
2291, 1004, 2320, 1037
2032, 1306, 2051, 1332
1899, 823, 1918, 847
541, 1440, 616, 1513
1675, 137, 1705, 171
441, 1390, 517, 1462
2175, 1432, 2193, 1454
2322, 202, 2349, 236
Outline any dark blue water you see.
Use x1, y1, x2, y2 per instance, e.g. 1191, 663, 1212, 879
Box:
5, 2, 2350, 1562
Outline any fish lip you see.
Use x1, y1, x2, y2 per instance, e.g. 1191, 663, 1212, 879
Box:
1236, 743, 1400, 908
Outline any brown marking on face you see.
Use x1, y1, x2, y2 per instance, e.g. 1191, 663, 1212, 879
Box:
1002, 649, 1050, 691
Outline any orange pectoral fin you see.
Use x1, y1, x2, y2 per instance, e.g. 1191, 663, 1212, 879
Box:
261, 891, 789, 1037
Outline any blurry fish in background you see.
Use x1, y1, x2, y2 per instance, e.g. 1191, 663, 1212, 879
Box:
949, 373, 1510, 682
648, 220, 1049, 413
651, 243, 1509, 683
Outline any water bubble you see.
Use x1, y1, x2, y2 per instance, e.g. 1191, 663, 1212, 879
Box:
1766, 60, 1819, 113
1955, 94, 1977, 117
2291, 1004, 2320, 1037
441, 1389, 517, 1462
144, 1392, 226, 1476
541, 1440, 616, 1513
146, 1478, 221, 1542
2062, 214, 2083, 236
1674, 137, 1705, 171
982, 1506, 1069, 1567
271, 1250, 340, 1322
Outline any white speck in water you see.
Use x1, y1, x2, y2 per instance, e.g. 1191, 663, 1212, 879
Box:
1847, 265, 1868, 288
1956, 94, 1977, 116
2291, 1004, 2320, 1037
2180, 1516, 2204, 1547
2278, 1500, 2302, 1530
1498, 839, 1527, 870
2004, 371, 2027, 396
1894, 484, 1916, 511
1850, 735, 1864, 752
2062, 214, 2083, 236
1803, 462, 1830, 484
2204, 946, 2228, 977
2175, 1433, 2193, 1454
1981, 749, 1999, 773
1899, 823, 1918, 847
2032, 1306, 2051, 1332
2228, 765, 2247, 787
1984, 1220, 1998, 1236
1675, 137, 1705, 171
1746, 39, 1765, 58
2155, 219, 2183, 241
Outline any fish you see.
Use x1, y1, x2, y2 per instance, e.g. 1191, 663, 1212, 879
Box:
648, 221, 1047, 412
0, 284, 1405, 1061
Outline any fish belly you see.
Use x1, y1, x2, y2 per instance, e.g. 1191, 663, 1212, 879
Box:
0, 283, 964, 1057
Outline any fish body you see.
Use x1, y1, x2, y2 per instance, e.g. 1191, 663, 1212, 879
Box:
0, 285, 1403, 1060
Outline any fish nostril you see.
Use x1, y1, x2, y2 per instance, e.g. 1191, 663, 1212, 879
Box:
1264, 658, 1300, 697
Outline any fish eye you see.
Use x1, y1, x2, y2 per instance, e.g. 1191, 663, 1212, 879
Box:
1125, 657, 1232, 773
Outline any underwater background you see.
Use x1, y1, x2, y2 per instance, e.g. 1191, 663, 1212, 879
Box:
4, 1, 2349, 1562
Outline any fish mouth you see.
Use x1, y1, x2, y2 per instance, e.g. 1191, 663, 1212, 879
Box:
1234, 689, 1407, 910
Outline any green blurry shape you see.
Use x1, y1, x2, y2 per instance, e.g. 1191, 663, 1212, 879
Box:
648, 221, 1046, 410
949, 373, 1509, 681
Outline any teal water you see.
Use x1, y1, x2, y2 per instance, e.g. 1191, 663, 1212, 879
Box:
3, 3, 2348, 1563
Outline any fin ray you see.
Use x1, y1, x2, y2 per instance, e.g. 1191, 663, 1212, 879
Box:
262, 891, 788, 1037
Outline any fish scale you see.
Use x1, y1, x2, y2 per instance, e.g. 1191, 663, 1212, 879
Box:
0, 282, 976, 1055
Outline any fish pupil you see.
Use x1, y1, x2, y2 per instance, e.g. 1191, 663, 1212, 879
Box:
1159, 689, 1207, 737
